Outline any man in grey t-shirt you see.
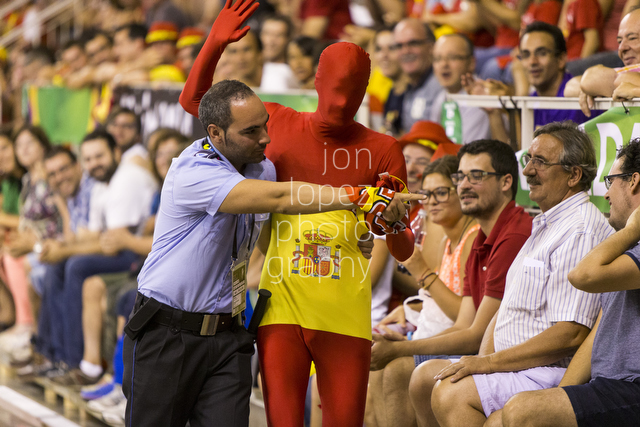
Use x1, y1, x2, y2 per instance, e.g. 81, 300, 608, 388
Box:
499, 139, 640, 427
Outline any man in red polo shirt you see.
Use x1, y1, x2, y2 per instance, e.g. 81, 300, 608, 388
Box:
368, 139, 532, 427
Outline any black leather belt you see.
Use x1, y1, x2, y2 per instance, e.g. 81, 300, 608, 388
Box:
147, 297, 235, 336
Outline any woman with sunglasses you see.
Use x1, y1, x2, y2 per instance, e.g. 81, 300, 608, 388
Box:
374, 155, 480, 339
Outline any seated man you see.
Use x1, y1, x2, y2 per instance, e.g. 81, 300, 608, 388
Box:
424, 121, 613, 427
565, 8, 640, 117
500, 137, 640, 427
368, 139, 532, 427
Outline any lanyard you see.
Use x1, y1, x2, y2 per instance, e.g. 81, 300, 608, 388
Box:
232, 214, 255, 261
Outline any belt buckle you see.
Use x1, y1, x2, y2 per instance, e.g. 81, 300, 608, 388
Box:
200, 314, 219, 336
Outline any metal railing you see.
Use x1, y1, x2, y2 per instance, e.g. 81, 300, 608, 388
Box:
446, 93, 640, 149
0, 0, 83, 49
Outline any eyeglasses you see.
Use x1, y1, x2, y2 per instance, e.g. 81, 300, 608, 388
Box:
451, 170, 503, 186
516, 47, 557, 61
522, 154, 565, 170
418, 186, 456, 203
604, 172, 634, 190
374, 44, 398, 53
433, 54, 471, 63
394, 39, 429, 50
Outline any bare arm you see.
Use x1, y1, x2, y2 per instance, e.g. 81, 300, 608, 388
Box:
580, 28, 600, 59
580, 65, 617, 97
436, 320, 591, 382
478, 0, 522, 30
218, 179, 421, 220
370, 295, 501, 369
301, 16, 329, 39
569, 201, 640, 292
558, 311, 601, 387
423, 2, 482, 33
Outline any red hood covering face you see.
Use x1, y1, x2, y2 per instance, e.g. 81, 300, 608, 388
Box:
311, 42, 370, 139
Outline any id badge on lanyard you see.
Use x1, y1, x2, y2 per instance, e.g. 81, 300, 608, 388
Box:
231, 214, 254, 317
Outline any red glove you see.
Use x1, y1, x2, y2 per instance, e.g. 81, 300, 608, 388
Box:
179, 0, 259, 117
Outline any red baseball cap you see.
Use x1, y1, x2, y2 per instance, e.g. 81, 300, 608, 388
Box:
398, 121, 453, 151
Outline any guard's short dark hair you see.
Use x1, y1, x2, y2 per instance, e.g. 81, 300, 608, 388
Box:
520, 21, 567, 55
533, 121, 597, 192
615, 138, 640, 175
115, 23, 147, 42
422, 155, 459, 185
82, 128, 117, 152
107, 107, 141, 135
458, 139, 519, 200
44, 145, 77, 163
261, 14, 293, 38
198, 80, 256, 132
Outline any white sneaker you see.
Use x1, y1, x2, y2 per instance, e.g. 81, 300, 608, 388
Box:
87, 384, 125, 417
0, 327, 32, 354
101, 398, 126, 426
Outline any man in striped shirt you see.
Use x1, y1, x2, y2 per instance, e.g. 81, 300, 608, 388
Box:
426, 121, 614, 426
500, 138, 640, 426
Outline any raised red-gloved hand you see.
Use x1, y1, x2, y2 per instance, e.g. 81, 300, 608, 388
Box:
211, 0, 259, 44
179, 0, 259, 117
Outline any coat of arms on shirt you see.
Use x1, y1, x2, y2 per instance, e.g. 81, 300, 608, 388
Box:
291, 229, 341, 279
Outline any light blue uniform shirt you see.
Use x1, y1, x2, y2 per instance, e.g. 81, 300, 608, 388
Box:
137, 137, 275, 313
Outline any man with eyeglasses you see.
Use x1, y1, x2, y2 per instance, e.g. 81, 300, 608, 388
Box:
429, 33, 491, 144
500, 137, 640, 427
370, 139, 532, 426
19, 147, 97, 377
428, 121, 613, 427
393, 18, 443, 134
516, 22, 590, 127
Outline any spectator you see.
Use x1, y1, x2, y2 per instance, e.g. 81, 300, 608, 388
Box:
37, 129, 157, 383
0, 126, 65, 364
226, 29, 263, 88
367, 155, 481, 425
260, 14, 292, 64
299, 0, 352, 40
565, 8, 640, 117
85, 31, 114, 67
517, 22, 591, 127
0, 131, 23, 333
429, 33, 491, 144
286, 36, 317, 90
427, 122, 612, 427
145, 22, 186, 84
176, 27, 204, 76
18, 146, 95, 377
105, 107, 147, 165
561, 0, 602, 61
369, 139, 531, 427
393, 18, 442, 135
367, 27, 406, 134
500, 137, 640, 427
142, 0, 191, 32
259, 15, 295, 92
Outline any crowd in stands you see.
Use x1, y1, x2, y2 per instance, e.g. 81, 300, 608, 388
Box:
0, 0, 639, 426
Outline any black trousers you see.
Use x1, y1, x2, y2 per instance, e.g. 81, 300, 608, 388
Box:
123, 307, 254, 427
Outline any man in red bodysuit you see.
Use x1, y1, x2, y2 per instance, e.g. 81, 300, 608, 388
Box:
179, 1, 413, 425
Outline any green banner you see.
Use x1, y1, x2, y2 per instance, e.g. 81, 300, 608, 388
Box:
515, 107, 640, 213
23, 85, 101, 144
